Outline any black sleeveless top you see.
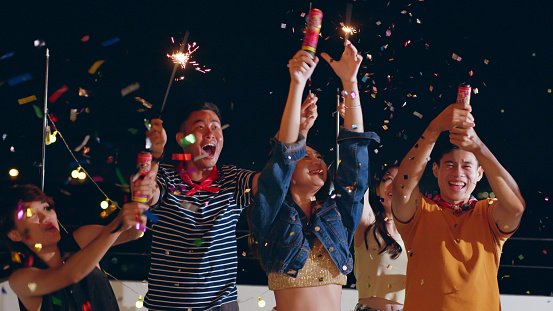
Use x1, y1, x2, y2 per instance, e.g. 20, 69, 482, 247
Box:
18, 230, 120, 311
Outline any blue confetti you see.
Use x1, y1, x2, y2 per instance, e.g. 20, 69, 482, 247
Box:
101, 37, 120, 47
0, 52, 14, 60
143, 210, 159, 223
8, 73, 32, 86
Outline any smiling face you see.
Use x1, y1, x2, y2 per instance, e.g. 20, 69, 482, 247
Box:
177, 109, 224, 172
376, 167, 398, 214
291, 146, 328, 190
8, 201, 61, 253
433, 149, 483, 205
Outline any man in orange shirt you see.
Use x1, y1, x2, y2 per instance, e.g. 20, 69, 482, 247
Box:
391, 101, 525, 311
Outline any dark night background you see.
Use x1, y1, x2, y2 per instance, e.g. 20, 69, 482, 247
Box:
0, 0, 552, 297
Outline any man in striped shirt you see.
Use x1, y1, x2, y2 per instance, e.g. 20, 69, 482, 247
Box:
134, 102, 260, 310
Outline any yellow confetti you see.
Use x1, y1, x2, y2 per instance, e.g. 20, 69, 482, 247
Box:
34, 243, 42, 251
26, 208, 33, 218
28, 283, 37, 292
88, 60, 105, 74
18, 95, 37, 105
387, 264, 392, 270
421, 279, 424, 285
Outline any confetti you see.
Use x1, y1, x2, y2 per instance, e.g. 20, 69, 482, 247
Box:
74, 135, 90, 152
0, 52, 14, 60
8, 73, 32, 86
194, 239, 204, 247
121, 82, 140, 97
413, 111, 423, 119
143, 210, 159, 223
135, 97, 152, 109
18, 95, 37, 105
48, 85, 69, 103
194, 154, 208, 161
180, 134, 196, 147
78, 87, 91, 97
101, 37, 120, 47
88, 60, 105, 74
34, 243, 42, 251
28, 283, 37, 292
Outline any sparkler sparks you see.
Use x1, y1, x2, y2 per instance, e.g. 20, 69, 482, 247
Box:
167, 42, 210, 73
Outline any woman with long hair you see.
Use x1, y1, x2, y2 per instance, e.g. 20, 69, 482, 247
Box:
0, 184, 147, 311
353, 165, 407, 311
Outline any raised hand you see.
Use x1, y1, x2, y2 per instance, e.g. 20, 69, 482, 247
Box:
428, 102, 475, 134
146, 118, 167, 158
130, 168, 157, 202
299, 93, 318, 137
289, 50, 319, 86
321, 40, 363, 83
449, 125, 483, 153
113, 202, 149, 233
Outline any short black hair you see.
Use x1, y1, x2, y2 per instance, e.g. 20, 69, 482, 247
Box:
178, 101, 222, 133
431, 133, 480, 167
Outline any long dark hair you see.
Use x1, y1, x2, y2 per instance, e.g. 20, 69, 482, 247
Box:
364, 166, 402, 259
0, 185, 56, 269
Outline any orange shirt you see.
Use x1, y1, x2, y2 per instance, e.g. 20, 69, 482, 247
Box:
394, 193, 515, 311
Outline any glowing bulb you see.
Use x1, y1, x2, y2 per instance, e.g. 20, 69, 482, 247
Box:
257, 297, 266, 308
48, 133, 57, 143
78, 172, 86, 180
100, 200, 109, 209
135, 296, 143, 308
71, 170, 79, 179
9, 168, 19, 177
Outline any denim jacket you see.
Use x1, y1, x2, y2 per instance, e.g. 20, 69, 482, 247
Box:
251, 129, 380, 277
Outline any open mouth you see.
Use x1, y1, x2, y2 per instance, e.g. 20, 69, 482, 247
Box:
310, 169, 324, 175
202, 143, 216, 157
449, 181, 466, 191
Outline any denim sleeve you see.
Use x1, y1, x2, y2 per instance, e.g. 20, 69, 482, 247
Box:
334, 129, 380, 240
251, 134, 306, 241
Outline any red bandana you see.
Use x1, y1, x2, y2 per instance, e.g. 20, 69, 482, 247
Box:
176, 162, 221, 196
432, 194, 478, 215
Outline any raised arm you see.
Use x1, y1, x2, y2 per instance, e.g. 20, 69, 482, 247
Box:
392, 102, 475, 222
279, 50, 318, 143
321, 40, 364, 133
132, 118, 167, 206
449, 126, 525, 231
9, 202, 148, 300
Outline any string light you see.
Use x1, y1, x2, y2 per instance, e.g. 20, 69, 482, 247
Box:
100, 200, 110, 209
9, 168, 19, 177
257, 297, 266, 308
135, 295, 143, 308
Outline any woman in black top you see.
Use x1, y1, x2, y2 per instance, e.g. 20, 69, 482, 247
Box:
0, 185, 148, 311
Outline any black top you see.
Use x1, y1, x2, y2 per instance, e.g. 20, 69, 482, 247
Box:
18, 230, 119, 311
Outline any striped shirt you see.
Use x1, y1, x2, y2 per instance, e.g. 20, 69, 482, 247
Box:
144, 163, 255, 310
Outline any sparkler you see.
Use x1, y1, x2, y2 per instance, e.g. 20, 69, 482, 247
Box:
167, 42, 211, 72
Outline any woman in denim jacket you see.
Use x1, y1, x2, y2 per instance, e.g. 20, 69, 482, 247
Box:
251, 41, 380, 311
